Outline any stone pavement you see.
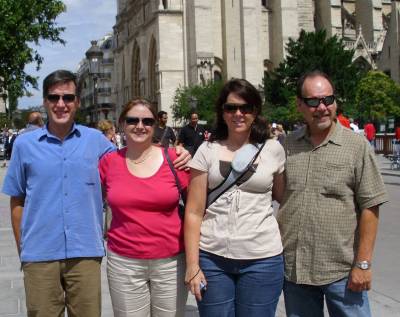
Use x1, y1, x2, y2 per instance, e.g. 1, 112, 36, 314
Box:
0, 155, 399, 316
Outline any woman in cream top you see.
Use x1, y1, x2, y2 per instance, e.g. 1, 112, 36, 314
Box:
184, 78, 285, 317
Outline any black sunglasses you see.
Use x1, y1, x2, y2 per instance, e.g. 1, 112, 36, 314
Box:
301, 95, 335, 108
47, 94, 76, 103
223, 103, 255, 114
125, 116, 156, 126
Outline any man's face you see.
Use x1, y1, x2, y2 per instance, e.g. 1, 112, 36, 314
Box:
160, 114, 168, 125
44, 81, 80, 130
190, 113, 199, 126
297, 76, 337, 134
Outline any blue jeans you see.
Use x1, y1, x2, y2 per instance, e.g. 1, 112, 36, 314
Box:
197, 251, 284, 317
284, 278, 371, 317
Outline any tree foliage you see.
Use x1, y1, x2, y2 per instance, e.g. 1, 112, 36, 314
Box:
264, 29, 366, 126
355, 71, 400, 123
171, 80, 224, 127
0, 0, 66, 99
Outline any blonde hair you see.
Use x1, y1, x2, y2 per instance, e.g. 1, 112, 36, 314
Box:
97, 120, 114, 135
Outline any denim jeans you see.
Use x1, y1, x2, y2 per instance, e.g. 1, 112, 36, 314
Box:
197, 250, 284, 317
284, 278, 371, 317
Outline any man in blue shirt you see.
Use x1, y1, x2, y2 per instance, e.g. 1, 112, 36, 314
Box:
2, 70, 190, 317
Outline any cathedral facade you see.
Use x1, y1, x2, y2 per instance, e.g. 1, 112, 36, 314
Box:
112, 0, 399, 118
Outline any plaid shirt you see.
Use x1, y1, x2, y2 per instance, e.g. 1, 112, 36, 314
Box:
277, 123, 388, 285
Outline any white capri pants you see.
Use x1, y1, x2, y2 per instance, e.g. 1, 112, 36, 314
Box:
107, 250, 188, 317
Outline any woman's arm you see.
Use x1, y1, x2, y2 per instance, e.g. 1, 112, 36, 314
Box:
184, 168, 208, 301
272, 172, 285, 204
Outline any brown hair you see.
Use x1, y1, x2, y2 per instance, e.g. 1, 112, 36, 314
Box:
118, 98, 157, 127
211, 78, 269, 144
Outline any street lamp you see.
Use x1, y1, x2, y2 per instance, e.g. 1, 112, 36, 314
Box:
85, 40, 103, 124
189, 96, 198, 112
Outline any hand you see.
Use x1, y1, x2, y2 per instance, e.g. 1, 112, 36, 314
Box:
185, 266, 207, 301
174, 146, 191, 170
347, 267, 372, 292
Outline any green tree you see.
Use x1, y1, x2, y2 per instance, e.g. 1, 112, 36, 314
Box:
171, 80, 224, 127
0, 0, 66, 99
264, 29, 366, 126
355, 71, 400, 123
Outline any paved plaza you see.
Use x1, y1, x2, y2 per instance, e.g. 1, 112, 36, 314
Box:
0, 155, 399, 316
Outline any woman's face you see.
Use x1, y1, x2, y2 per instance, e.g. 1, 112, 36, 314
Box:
222, 92, 256, 136
123, 104, 156, 145
105, 126, 115, 141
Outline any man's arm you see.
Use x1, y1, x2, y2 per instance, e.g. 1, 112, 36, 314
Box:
10, 196, 25, 257
348, 205, 379, 292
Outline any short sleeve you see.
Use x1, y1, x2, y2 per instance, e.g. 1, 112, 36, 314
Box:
274, 141, 286, 174
98, 152, 111, 186
2, 139, 26, 197
98, 133, 116, 158
167, 148, 190, 191
355, 140, 388, 210
188, 142, 211, 172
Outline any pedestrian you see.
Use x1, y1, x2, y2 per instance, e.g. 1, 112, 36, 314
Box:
1, 69, 191, 317
184, 78, 285, 316
277, 70, 388, 317
177, 111, 206, 156
19, 111, 44, 134
5, 128, 17, 160
364, 121, 376, 148
153, 110, 176, 147
100, 99, 189, 316
349, 118, 360, 133
97, 119, 116, 144
337, 107, 351, 128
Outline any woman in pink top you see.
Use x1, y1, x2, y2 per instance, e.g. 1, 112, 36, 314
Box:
99, 99, 189, 317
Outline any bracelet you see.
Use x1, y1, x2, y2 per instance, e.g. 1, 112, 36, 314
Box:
187, 268, 201, 284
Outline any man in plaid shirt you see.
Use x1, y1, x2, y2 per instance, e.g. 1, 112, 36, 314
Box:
277, 70, 388, 317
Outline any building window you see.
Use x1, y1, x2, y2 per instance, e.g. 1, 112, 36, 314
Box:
261, 0, 267, 8
132, 43, 141, 97
163, 0, 168, 9
148, 37, 158, 102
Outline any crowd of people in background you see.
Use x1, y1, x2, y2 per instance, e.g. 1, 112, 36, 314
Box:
0, 68, 394, 317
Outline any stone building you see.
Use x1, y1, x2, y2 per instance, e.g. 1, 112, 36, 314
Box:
112, 0, 400, 117
77, 34, 116, 125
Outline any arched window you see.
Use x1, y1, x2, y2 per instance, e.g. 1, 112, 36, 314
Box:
132, 42, 141, 97
148, 37, 158, 103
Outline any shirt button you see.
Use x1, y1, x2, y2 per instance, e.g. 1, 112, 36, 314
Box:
64, 193, 68, 196
63, 158, 66, 161
64, 175, 67, 178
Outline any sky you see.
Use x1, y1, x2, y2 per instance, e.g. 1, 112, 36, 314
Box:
18, 0, 117, 109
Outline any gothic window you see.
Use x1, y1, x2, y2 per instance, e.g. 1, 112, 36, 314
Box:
214, 71, 222, 82
132, 42, 141, 97
148, 37, 158, 103
261, 0, 267, 8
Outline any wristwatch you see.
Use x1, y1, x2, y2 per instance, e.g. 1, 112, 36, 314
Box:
355, 261, 371, 270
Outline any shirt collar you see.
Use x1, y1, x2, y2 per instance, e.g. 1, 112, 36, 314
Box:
295, 121, 343, 147
38, 123, 81, 141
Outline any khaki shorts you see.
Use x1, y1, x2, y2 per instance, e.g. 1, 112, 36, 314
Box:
22, 257, 102, 317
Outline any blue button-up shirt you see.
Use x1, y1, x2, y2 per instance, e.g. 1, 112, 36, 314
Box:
2, 124, 115, 262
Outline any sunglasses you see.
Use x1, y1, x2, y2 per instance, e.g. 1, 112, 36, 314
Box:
223, 103, 255, 114
301, 95, 335, 108
47, 94, 76, 103
125, 116, 156, 126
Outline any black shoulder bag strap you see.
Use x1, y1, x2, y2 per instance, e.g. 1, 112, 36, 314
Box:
164, 147, 186, 219
206, 142, 265, 208
164, 146, 183, 194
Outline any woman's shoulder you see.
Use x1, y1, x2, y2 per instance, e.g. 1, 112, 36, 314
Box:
262, 138, 285, 159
